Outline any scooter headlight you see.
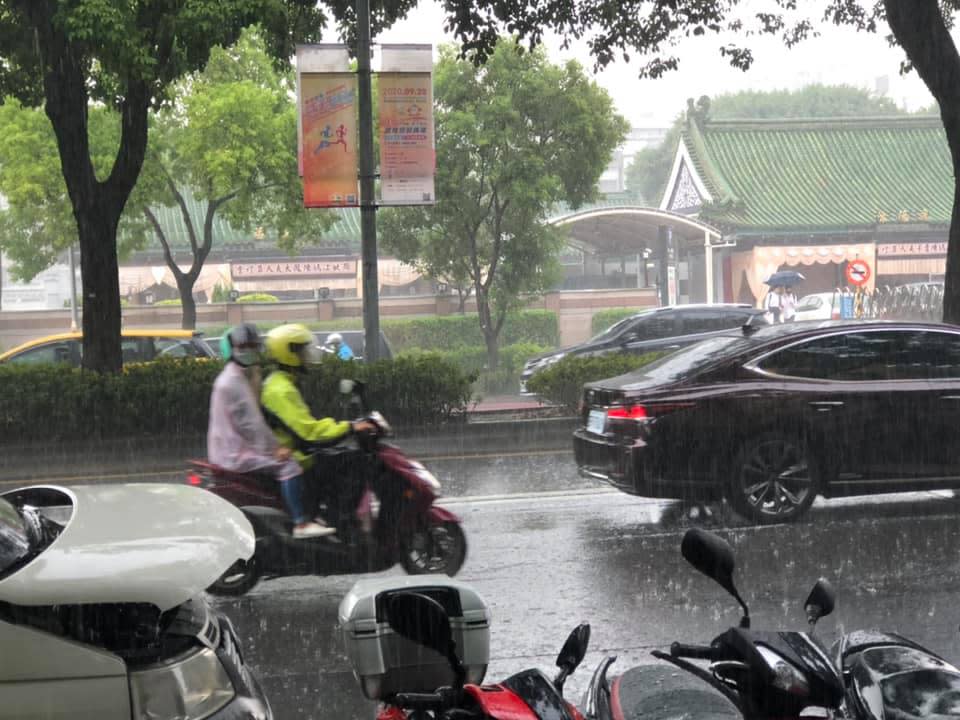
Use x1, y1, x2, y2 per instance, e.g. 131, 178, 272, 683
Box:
410, 461, 441, 492
756, 645, 810, 697
129, 646, 235, 720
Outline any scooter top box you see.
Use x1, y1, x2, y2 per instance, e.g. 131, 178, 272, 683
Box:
338, 575, 491, 700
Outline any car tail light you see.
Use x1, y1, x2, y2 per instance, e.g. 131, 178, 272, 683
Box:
606, 405, 648, 420
186, 473, 206, 487
607, 402, 696, 423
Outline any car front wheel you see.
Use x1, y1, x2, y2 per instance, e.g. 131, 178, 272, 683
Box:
729, 433, 818, 524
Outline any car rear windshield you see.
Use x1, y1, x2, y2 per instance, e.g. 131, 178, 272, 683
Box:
634, 335, 753, 382
0, 497, 30, 576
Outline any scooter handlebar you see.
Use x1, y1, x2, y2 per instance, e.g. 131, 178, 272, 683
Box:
670, 642, 717, 660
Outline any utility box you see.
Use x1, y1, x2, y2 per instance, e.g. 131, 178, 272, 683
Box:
338, 575, 491, 700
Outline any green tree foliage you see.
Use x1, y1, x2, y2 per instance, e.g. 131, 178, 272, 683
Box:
626, 84, 908, 206
0, 0, 404, 371
438, 0, 960, 324
140, 27, 334, 329
382, 41, 628, 368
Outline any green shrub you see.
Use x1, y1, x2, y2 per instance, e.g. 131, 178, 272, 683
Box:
201, 310, 558, 354
590, 307, 648, 336
236, 293, 279, 303
154, 298, 182, 306
526, 352, 664, 413
383, 310, 558, 351
0, 355, 475, 444
398, 342, 549, 396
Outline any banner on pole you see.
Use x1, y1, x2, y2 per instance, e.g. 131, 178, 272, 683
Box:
296, 45, 358, 207
377, 45, 435, 205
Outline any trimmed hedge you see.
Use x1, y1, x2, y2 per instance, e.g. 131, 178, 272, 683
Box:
0, 355, 475, 444
590, 307, 646, 336
399, 342, 550, 395
526, 352, 664, 413
202, 309, 560, 353
237, 293, 280, 303
384, 311, 558, 352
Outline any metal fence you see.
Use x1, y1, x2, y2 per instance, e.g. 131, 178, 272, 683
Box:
838, 283, 944, 321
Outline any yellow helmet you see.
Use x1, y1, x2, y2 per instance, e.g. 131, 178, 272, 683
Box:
265, 324, 315, 368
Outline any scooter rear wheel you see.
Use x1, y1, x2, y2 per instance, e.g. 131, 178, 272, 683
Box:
207, 556, 261, 596
400, 520, 467, 576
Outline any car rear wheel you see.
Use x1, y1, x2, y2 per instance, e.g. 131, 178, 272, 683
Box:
729, 433, 817, 524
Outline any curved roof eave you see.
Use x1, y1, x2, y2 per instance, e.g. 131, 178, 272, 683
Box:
548, 205, 722, 239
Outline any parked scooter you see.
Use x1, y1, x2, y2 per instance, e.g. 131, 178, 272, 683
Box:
186, 380, 466, 595
832, 630, 960, 720
371, 589, 591, 720
584, 528, 845, 720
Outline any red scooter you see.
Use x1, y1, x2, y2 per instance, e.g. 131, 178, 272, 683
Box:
186, 381, 466, 596
374, 591, 590, 720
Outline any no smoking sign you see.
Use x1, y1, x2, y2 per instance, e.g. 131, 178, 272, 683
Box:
845, 259, 872, 287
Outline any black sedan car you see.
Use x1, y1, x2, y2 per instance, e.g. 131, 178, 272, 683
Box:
574, 321, 960, 523
521, 304, 764, 394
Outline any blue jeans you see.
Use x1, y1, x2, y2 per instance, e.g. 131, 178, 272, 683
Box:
280, 474, 308, 524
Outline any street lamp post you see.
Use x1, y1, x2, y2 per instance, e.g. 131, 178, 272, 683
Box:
356, 0, 381, 361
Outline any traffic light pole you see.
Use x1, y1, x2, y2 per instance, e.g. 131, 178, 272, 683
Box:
357, 0, 380, 361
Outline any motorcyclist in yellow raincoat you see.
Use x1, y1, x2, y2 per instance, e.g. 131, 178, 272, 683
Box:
261, 324, 376, 531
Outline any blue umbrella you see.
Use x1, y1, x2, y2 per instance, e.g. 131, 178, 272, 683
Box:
764, 270, 805, 286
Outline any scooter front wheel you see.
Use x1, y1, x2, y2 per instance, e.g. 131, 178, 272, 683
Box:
400, 520, 467, 576
207, 556, 261, 596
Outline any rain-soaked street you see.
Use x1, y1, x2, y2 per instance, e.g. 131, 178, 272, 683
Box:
208, 450, 960, 720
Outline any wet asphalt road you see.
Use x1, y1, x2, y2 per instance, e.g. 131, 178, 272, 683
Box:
208, 451, 960, 720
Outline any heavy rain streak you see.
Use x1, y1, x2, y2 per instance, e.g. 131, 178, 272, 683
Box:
4, 3, 960, 720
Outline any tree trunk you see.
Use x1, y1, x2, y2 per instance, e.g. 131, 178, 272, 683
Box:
0, 252, 4, 312
475, 287, 500, 370
177, 275, 198, 330
33, 12, 149, 372
457, 288, 467, 314
77, 215, 122, 369
885, 0, 960, 323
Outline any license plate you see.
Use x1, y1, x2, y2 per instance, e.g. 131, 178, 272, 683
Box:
587, 409, 606, 435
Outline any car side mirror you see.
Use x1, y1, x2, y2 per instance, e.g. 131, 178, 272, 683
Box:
621, 331, 640, 345
804, 578, 836, 627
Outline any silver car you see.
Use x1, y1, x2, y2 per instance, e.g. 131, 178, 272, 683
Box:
0, 483, 270, 720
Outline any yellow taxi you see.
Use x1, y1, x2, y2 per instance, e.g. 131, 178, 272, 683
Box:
0, 329, 216, 366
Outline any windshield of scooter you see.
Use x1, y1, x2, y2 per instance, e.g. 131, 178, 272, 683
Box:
880, 670, 960, 720
501, 669, 577, 720
0, 497, 31, 577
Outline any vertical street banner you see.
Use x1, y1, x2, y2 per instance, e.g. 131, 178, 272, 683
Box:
378, 45, 435, 205
296, 45, 358, 207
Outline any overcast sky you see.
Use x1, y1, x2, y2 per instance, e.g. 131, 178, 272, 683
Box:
349, 1, 944, 127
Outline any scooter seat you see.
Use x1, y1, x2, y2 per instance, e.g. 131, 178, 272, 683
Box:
187, 459, 277, 487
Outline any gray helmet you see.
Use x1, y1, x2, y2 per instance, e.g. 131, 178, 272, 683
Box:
221, 324, 262, 366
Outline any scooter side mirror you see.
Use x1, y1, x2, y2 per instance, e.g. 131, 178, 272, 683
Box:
339, 379, 356, 395
554, 624, 590, 693
804, 578, 836, 627
384, 592, 465, 686
681, 529, 751, 628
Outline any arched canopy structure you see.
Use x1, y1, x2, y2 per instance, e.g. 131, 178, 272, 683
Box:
546, 202, 728, 303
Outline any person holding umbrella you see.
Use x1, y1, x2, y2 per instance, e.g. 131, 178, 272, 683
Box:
764, 270, 805, 323
765, 285, 782, 323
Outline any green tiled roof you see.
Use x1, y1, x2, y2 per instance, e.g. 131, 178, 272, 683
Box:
684, 115, 952, 232
142, 194, 360, 251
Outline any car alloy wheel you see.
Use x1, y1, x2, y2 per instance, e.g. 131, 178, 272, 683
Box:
732, 433, 817, 524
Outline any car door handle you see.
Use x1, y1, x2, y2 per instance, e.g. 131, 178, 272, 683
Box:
809, 401, 844, 407
941, 396, 960, 401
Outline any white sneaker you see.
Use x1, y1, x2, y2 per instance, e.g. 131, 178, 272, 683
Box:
293, 521, 337, 539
